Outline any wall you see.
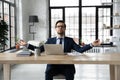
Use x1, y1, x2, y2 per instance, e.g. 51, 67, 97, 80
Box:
16, 0, 49, 42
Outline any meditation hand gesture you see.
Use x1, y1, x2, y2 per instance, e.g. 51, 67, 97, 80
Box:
19, 40, 27, 46
92, 39, 101, 47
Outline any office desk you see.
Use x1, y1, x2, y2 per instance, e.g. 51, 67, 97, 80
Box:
0, 53, 120, 80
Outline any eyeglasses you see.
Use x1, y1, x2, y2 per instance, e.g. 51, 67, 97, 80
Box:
56, 26, 65, 28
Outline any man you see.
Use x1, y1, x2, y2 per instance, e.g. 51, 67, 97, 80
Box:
20, 20, 101, 80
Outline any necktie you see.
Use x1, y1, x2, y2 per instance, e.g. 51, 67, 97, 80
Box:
59, 38, 62, 44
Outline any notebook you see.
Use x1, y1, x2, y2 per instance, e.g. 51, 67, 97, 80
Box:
44, 44, 65, 55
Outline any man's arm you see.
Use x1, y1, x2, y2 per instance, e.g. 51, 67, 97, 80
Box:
19, 40, 45, 52
72, 39, 101, 53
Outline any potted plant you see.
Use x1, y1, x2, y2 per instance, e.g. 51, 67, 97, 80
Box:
0, 18, 8, 51
15, 37, 20, 50
15, 42, 20, 50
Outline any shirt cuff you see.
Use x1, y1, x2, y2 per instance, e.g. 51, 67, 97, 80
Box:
90, 43, 94, 47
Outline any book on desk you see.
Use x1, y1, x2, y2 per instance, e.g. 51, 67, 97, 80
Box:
16, 50, 32, 56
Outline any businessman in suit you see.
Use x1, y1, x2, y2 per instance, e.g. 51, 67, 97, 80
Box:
20, 20, 101, 80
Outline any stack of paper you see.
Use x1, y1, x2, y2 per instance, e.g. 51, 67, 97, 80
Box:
16, 50, 32, 56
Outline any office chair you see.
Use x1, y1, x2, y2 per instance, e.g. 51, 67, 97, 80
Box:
53, 74, 65, 80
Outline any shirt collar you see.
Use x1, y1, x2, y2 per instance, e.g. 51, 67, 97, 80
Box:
56, 36, 65, 39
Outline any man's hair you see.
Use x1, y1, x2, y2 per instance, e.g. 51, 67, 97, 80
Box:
55, 20, 66, 28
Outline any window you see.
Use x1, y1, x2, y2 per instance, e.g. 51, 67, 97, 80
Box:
51, 9, 63, 37
82, 0, 112, 6
49, 0, 112, 44
5, 0, 15, 3
82, 7, 112, 44
50, 0, 79, 6
98, 7, 111, 43
50, 8, 79, 42
0, 0, 16, 51
49, 0, 79, 43
65, 8, 79, 39
82, 7, 96, 43
0, 1, 2, 17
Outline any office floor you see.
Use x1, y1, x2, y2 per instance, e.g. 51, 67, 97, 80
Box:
0, 64, 110, 80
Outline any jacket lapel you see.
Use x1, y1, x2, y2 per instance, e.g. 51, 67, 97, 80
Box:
64, 37, 68, 50
52, 37, 57, 44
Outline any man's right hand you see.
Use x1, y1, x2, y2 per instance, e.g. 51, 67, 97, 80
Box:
19, 40, 27, 46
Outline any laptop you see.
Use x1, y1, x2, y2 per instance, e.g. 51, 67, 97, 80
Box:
44, 44, 65, 55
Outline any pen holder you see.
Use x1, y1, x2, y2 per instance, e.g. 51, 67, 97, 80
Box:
34, 48, 40, 57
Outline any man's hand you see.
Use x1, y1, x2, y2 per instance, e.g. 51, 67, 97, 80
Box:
19, 40, 27, 46
92, 39, 101, 46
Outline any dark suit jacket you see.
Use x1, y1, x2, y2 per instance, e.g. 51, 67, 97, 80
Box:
28, 37, 92, 74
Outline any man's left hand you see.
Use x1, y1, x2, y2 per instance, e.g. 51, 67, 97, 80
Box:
92, 39, 101, 46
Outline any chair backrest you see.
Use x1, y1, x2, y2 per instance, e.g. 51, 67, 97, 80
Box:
53, 74, 65, 79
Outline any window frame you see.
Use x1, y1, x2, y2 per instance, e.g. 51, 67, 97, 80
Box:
0, 0, 16, 51
49, 0, 113, 45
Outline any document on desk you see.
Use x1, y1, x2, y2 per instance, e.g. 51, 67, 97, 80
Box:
16, 50, 32, 56
67, 52, 83, 56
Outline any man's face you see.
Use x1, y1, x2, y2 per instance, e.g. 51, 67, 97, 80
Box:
55, 22, 66, 35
